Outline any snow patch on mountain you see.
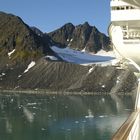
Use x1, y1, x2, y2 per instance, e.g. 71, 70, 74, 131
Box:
24, 61, 36, 73
8, 49, 15, 58
51, 46, 116, 65
70, 38, 73, 42
45, 55, 58, 61
81, 47, 86, 52
0, 73, 6, 77
88, 67, 94, 74
96, 49, 115, 57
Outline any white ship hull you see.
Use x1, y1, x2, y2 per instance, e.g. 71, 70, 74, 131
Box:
109, 0, 140, 66
109, 24, 140, 66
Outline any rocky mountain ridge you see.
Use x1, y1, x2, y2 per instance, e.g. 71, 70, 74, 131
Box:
47, 22, 111, 53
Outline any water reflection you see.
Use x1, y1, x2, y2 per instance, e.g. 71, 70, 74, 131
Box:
0, 94, 134, 140
23, 107, 34, 123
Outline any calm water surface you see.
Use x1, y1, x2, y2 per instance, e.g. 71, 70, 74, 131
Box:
0, 93, 134, 140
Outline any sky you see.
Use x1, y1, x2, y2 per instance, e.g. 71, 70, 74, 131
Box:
0, 0, 110, 35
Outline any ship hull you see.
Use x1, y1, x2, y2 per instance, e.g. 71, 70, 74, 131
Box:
109, 24, 140, 66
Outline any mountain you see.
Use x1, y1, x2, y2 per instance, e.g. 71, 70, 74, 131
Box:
17, 59, 137, 94
0, 12, 137, 94
30, 26, 44, 37
48, 22, 111, 53
0, 12, 53, 65
0, 56, 137, 94
0, 11, 55, 88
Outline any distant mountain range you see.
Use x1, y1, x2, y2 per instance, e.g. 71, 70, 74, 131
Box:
0, 11, 137, 94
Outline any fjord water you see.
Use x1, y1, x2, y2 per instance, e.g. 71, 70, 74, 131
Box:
0, 94, 134, 140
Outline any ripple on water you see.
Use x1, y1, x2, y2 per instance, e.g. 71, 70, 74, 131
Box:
99, 115, 108, 118
75, 121, 79, 124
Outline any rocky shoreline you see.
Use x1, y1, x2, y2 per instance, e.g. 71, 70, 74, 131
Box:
0, 89, 137, 96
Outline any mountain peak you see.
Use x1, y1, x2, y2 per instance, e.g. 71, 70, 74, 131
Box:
63, 22, 74, 27
48, 22, 110, 52
31, 26, 44, 37
83, 21, 90, 26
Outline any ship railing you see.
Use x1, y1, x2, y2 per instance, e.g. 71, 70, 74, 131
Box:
112, 82, 140, 140
112, 110, 140, 140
